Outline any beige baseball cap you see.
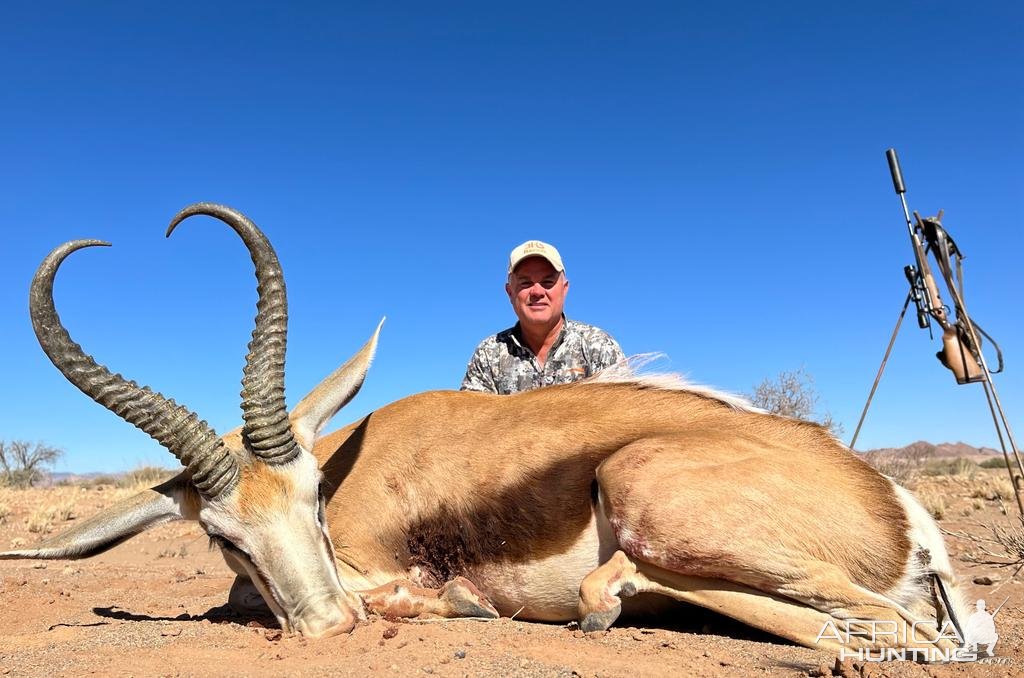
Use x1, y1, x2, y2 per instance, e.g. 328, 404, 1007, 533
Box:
507, 240, 565, 274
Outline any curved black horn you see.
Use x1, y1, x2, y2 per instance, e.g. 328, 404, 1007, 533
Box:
167, 204, 299, 465
30, 240, 239, 498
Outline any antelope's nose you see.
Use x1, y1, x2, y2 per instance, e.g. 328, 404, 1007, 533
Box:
291, 597, 356, 638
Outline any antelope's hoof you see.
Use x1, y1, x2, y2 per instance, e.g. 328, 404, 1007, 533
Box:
580, 606, 620, 633
441, 577, 499, 619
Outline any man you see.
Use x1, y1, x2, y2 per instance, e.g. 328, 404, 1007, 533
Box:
460, 239, 625, 394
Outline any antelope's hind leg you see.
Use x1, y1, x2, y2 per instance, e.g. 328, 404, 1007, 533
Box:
579, 549, 851, 649
358, 577, 499, 620
582, 436, 955, 653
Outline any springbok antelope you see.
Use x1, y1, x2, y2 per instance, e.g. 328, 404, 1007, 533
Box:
2, 203, 967, 654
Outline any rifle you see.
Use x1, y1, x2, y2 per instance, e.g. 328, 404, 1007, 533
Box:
885, 149, 1001, 385
849, 150, 1024, 516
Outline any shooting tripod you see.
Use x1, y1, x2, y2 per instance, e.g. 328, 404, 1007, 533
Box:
849, 149, 1024, 515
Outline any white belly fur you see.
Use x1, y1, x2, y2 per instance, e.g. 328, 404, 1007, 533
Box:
468, 506, 619, 621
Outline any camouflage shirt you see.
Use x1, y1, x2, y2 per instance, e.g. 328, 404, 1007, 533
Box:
460, 317, 625, 395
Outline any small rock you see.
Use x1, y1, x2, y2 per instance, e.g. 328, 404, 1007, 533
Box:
397, 641, 408, 649
860, 664, 882, 678
383, 625, 399, 640
32, 563, 47, 570
973, 576, 995, 585
833, 657, 857, 678
160, 628, 182, 637
390, 664, 399, 671
264, 629, 283, 641
422, 668, 434, 674
807, 663, 832, 677
454, 649, 466, 659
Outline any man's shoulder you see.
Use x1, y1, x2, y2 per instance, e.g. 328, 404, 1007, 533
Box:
564, 319, 617, 342
470, 326, 519, 354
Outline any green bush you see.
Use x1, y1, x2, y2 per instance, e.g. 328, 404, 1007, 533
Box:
979, 456, 1008, 469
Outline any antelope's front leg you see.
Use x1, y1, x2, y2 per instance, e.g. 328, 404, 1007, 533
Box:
358, 577, 499, 620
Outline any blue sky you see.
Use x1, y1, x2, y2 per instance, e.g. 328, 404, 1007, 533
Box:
1, 2, 1021, 473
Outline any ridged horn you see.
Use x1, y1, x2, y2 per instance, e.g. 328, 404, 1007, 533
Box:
167, 204, 299, 465
30, 240, 239, 498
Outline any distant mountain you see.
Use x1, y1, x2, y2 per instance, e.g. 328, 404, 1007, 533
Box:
862, 441, 1001, 459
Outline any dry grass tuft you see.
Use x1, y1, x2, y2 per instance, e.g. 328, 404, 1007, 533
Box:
73, 465, 175, 490
915, 488, 946, 520
969, 477, 1017, 501
24, 501, 77, 534
26, 507, 54, 534
157, 544, 189, 559
0, 502, 10, 525
120, 466, 175, 488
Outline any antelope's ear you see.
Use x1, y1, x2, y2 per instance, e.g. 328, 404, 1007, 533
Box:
0, 474, 196, 560
290, 318, 384, 449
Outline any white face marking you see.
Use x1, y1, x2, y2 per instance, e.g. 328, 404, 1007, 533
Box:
199, 448, 356, 636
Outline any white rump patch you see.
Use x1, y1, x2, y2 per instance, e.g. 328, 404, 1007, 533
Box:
888, 482, 969, 625
589, 353, 761, 413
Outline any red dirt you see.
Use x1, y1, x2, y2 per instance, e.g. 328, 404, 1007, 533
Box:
1, 474, 1021, 677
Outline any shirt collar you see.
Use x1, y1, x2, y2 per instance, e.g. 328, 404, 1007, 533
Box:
508, 315, 569, 356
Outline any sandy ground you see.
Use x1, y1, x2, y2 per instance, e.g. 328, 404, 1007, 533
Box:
0, 472, 1021, 677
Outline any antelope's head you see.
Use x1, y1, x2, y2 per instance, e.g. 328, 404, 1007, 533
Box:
1, 204, 381, 638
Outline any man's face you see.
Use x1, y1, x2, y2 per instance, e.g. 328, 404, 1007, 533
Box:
505, 257, 569, 328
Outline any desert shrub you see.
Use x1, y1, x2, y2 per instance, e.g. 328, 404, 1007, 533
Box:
0, 503, 10, 525
979, 457, 1008, 469
948, 512, 1024, 571
0, 440, 63, 488
749, 367, 843, 436
921, 457, 978, 478
865, 453, 920, 488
